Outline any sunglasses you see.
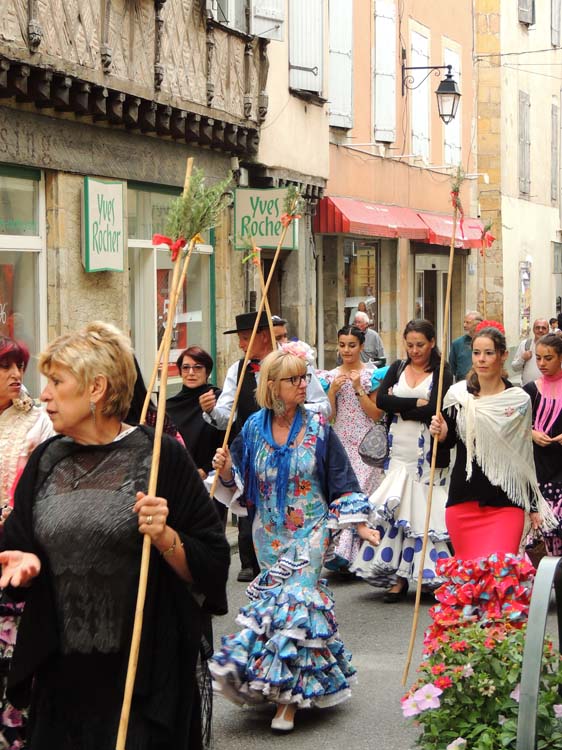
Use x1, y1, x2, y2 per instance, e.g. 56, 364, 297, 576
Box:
181, 364, 205, 372
279, 373, 311, 386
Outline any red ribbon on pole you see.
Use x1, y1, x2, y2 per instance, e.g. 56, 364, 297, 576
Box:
152, 234, 186, 262
450, 190, 464, 239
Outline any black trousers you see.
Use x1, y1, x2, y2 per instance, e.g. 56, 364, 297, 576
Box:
237, 515, 259, 575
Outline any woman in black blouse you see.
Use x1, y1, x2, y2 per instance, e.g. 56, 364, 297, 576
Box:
0, 322, 229, 750
523, 333, 562, 555
430, 324, 547, 559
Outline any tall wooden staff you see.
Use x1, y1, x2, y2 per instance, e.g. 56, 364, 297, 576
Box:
243, 239, 276, 349
117, 159, 231, 749
402, 169, 464, 686
480, 221, 494, 319
208, 192, 301, 500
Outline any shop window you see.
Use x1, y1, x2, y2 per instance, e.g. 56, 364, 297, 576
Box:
344, 239, 379, 329
127, 185, 215, 395
0, 165, 45, 396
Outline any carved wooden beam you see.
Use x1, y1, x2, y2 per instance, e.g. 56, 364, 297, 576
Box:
154, 1, 166, 91
9, 64, 31, 100
27, 0, 43, 52
71, 81, 92, 114
170, 109, 187, 139
124, 96, 140, 128
212, 119, 225, 148
247, 129, 259, 156
206, 26, 215, 107
107, 91, 125, 123
185, 112, 201, 142
243, 41, 253, 119
236, 126, 247, 153
0, 60, 10, 96
52, 75, 72, 109
100, 0, 113, 73
31, 69, 53, 107
225, 123, 238, 152
91, 86, 108, 119
156, 104, 171, 135
139, 100, 157, 132
200, 116, 213, 145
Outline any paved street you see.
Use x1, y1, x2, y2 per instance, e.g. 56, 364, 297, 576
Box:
211, 553, 433, 750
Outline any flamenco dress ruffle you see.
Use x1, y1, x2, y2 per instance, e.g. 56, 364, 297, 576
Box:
210, 547, 356, 708
424, 553, 534, 651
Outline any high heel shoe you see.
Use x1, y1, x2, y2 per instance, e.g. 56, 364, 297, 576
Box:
383, 579, 409, 603
271, 704, 295, 732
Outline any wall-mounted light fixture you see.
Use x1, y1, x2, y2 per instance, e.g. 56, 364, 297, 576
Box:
401, 48, 461, 125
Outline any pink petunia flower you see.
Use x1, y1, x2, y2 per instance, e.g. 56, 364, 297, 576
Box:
401, 695, 423, 717
554, 704, 562, 719
462, 663, 474, 678
446, 739, 467, 750
510, 684, 521, 702
413, 683, 443, 710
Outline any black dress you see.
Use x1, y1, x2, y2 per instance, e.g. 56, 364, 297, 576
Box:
1, 427, 230, 750
524, 381, 562, 554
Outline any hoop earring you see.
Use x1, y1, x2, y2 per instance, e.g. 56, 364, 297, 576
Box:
272, 395, 285, 416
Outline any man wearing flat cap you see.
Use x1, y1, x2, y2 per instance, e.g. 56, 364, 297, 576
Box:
200, 310, 330, 581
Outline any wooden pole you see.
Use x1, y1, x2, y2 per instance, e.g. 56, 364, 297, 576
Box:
208, 211, 296, 500
139, 158, 194, 426
401, 194, 459, 687
254, 249, 276, 349
482, 241, 488, 318
116, 157, 193, 750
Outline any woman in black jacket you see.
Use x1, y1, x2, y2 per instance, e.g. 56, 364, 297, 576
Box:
351, 319, 452, 601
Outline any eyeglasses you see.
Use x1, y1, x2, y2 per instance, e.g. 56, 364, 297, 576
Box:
181, 364, 205, 372
279, 373, 311, 386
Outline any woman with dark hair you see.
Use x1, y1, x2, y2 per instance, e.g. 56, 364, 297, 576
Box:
351, 319, 453, 601
320, 326, 385, 568
523, 332, 562, 555
166, 347, 225, 484
0, 336, 54, 749
430, 324, 553, 560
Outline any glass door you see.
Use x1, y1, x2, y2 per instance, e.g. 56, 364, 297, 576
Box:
414, 255, 451, 351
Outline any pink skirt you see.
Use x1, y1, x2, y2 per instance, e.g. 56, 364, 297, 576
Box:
446, 502, 524, 559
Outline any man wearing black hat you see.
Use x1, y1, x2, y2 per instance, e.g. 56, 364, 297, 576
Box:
200, 310, 330, 581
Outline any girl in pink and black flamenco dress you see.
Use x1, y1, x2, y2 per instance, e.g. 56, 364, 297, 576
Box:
524, 332, 562, 556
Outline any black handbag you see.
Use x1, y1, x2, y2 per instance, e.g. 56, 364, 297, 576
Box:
525, 529, 548, 570
358, 420, 388, 468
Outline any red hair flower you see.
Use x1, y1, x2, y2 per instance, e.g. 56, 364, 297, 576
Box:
474, 319, 505, 336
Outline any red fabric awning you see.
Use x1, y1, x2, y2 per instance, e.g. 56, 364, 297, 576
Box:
417, 212, 492, 250
314, 196, 428, 240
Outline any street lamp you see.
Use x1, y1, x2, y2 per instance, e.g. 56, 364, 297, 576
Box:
401, 50, 461, 125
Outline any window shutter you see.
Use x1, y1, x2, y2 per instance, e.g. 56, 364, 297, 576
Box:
443, 48, 461, 165
552, 103, 559, 202
252, 0, 285, 41
328, 0, 353, 128
206, 0, 228, 23
374, 0, 396, 143
289, 0, 323, 93
519, 0, 535, 25
553, 0, 561, 46
519, 90, 531, 195
410, 31, 430, 160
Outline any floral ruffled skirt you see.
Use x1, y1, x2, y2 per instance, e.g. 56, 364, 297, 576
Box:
0, 600, 26, 750
210, 554, 356, 708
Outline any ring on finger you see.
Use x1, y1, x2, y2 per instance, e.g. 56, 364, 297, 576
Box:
146, 515, 153, 526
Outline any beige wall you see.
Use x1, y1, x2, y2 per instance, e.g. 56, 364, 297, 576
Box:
257, 1, 330, 179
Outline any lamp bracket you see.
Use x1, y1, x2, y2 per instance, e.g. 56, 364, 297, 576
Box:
401, 63, 452, 96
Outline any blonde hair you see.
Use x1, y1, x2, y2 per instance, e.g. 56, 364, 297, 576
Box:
39, 321, 136, 419
255, 350, 307, 409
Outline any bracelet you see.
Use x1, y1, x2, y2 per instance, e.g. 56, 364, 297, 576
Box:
219, 473, 236, 488
355, 389, 366, 398
162, 532, 184, 558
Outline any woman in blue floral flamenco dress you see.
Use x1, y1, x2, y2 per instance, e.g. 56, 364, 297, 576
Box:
209, 345, 379, 733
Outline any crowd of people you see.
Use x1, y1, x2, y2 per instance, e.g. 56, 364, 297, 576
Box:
0, 302, 560, 746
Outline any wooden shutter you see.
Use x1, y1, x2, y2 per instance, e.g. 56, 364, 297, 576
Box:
553, 0, 561, 46
289, 0, 323, 93
410, 30, 430, 160
206, 0, 228, 23
328, 0, 353, 128
443, 48, 461, 165
519, 0, 535, 25
553, 103, 559, 202
252, 0, 285, 41
519, 90, 531, 195
374, 0, 396, 143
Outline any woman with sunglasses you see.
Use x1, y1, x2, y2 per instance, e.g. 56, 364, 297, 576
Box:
209, 346, 378, 733
166, 347, 226, 497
